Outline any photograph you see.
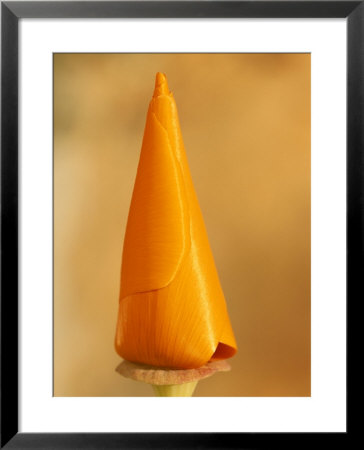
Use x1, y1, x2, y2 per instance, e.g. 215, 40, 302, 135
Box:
1, 0, 357, 446
53, 53, 310, 397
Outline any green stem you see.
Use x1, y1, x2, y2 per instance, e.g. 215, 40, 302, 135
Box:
152, 381, 198, 397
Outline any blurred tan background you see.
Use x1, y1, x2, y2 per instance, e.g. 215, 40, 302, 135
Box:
54, 53, 310, 396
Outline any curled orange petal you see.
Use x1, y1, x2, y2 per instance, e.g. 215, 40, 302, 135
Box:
115, 73, 237, 369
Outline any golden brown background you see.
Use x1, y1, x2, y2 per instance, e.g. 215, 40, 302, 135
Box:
54, 54, 310, 396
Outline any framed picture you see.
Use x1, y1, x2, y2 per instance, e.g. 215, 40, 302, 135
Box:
1, 1, 358, 448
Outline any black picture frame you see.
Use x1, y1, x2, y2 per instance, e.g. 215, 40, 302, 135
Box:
1, 1, 359, 448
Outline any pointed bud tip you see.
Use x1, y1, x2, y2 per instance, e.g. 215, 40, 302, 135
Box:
153, 72, 170, 97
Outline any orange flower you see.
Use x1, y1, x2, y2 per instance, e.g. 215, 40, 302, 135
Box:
115, 73, 237, 369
